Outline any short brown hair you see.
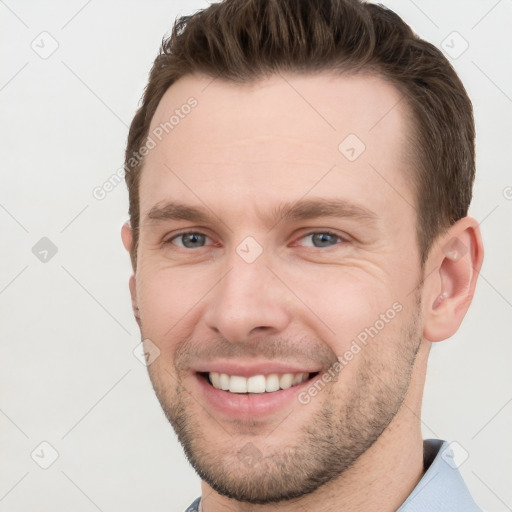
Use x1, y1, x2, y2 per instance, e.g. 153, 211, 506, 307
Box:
124, 0, 475, 269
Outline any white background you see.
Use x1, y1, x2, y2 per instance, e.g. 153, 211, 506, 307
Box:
1, 1, 511, 510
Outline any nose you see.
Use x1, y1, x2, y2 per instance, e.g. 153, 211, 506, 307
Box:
203, 251, 292, 343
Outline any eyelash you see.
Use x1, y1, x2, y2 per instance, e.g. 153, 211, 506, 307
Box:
164, 230, 348, 249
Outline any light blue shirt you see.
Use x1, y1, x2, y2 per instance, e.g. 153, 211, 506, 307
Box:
398, 439, 482, 511
185, 439, 482, 511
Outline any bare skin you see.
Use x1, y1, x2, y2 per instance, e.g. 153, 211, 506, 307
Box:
121, 72, 484, 511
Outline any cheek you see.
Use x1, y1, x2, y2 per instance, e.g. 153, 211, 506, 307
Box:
294, 266, 415, 384
288, 265, 400, 345
135, 255, 412, 359
135, 264, 211, 343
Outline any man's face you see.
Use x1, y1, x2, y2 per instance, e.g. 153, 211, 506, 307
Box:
128, 72, 426, 503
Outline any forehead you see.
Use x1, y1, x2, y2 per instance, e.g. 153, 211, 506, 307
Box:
139, 71, 413, 223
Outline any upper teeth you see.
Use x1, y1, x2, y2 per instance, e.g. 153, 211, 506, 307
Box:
209, 372, 310, 393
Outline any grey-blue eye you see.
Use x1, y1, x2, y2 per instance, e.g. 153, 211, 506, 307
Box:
171, 233, 208, 249
301, 232, 341, 248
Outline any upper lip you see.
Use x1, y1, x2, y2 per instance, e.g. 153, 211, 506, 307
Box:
193, 360, 322, 377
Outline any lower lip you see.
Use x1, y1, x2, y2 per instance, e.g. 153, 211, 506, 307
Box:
194, 373, 318, 419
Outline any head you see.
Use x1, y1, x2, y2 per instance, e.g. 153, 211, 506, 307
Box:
121, 0, 483, 505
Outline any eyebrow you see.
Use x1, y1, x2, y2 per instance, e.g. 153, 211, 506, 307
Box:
144, 198, 378, 228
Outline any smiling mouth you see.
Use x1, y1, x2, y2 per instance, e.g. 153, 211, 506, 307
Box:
200, 371, 320, 394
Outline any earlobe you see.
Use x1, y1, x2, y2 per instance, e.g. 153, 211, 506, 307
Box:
423, 217, 484, 342
122, 222, 141, 326
128, 274, 141, 326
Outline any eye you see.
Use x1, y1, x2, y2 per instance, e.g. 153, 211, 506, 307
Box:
298, 232, 345, 248
164, 230, 346, 250
166, 232, 212, 249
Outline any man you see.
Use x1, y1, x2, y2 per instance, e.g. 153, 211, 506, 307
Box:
121, 0, 484, 510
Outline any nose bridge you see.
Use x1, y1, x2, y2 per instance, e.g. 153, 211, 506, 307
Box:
204, 242, 290, 342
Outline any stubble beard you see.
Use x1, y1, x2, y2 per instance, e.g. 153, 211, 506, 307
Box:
146, 303, 422, 504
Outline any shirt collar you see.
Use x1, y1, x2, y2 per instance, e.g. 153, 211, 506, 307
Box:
397, 439, 482, 511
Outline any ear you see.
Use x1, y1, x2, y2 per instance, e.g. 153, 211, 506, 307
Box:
422, 216, 484, 342
121, 220, 131, 252
121, 221, 140, 326
121, 221, 135, 263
